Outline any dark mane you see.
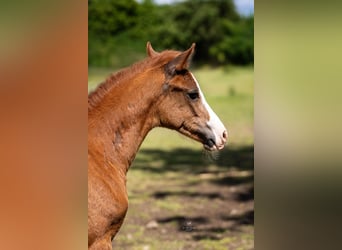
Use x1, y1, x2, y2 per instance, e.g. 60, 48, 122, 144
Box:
88, 50, 180, 111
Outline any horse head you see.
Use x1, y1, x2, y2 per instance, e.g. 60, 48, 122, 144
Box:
147, 42, 227, 151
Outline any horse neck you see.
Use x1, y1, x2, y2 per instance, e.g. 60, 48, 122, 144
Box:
88, 71, 162, 175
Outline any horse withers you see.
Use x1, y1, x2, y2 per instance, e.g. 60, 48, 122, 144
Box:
88, 42, 227, 249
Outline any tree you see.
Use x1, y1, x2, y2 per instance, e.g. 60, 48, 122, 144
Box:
88, 0, 254, 67
150, 0, 250, 65
88, 0, 139, 39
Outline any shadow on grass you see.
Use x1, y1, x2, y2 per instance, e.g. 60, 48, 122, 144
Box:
133, 145, 253, 174
132, 145, 253, 188
221, 209, 254, 226
131, 145, 254, 241
154, 190, 224, 200
156, 209, 254, 241
236, 186, 254, 202
153, 186, 254, 202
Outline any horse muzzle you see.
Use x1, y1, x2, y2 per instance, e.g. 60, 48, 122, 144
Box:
201, 128, 227, 151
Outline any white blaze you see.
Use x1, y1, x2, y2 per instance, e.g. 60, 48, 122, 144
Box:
190, 73, 227, 148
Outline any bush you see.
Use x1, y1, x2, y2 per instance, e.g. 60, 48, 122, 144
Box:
88, 0, 254, 68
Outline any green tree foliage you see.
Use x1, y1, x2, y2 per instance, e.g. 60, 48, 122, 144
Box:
210, 16, 254, 64
88, 0, 253, 68
89, 0, 139, 38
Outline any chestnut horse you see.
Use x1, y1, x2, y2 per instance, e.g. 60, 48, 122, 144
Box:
88, 42, 227, 249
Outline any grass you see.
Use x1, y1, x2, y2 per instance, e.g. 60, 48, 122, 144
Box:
88, 65, 254, 249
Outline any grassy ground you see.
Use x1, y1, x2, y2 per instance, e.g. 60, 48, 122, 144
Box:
88, 66, 254, 249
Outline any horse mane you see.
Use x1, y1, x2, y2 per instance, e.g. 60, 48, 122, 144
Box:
88, 50, 180, 111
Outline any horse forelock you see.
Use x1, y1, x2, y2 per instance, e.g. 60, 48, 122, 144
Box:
88, 50, 181, 111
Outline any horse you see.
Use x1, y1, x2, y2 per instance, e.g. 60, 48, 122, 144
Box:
88, 42, 227, 249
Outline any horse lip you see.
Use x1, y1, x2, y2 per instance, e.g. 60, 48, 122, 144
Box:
197, 129, 223, 151
203, 138, 226, 151
203, 142, 225, 151
206, 138, 215, 147
203, 139, 218, 151
203, 144, 217, 151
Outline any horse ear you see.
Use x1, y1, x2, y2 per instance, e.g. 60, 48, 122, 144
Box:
146, 41, 159, 58
166, 43, 196, 75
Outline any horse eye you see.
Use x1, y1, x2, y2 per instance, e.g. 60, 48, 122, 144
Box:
187, 92, 199, 100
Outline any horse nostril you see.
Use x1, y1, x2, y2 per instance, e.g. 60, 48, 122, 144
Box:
207, 138, 215, 148
222, 130, 227, 140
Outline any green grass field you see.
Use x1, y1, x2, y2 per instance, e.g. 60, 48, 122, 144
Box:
88, 66, 254, 249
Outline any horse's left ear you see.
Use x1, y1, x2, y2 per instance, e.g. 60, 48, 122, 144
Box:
166, 43, 196, 75
146, 41, 159, 58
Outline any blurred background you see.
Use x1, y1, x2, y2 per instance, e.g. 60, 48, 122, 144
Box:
1, 0, 341, 249
89, 0, 254, 249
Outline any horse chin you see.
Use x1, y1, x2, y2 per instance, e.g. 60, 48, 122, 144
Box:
179, 124, 222, 151
203, 143, 224, 151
